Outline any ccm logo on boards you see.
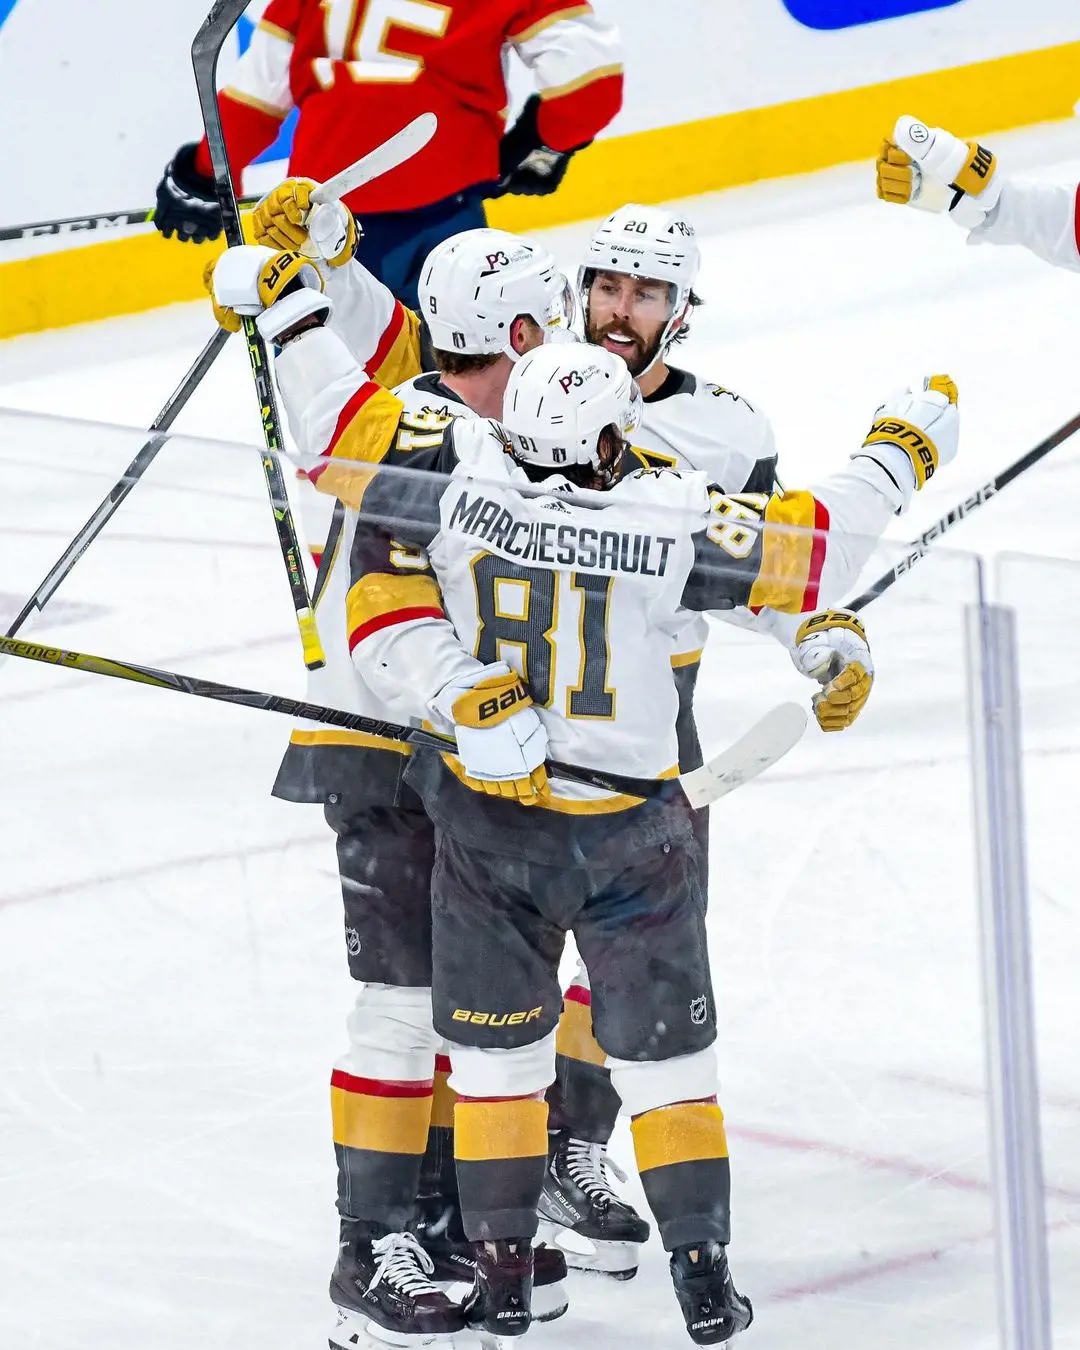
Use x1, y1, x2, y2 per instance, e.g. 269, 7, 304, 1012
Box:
781, 0, 964, 30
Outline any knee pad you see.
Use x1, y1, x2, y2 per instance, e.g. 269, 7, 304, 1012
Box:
340, 983, 442, 1083
447, 1031, 557, 1099
608, 1045, 719, 1118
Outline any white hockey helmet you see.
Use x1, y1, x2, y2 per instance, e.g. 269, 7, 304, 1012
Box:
418, 228, 574, 360
578, 203, 701, 371
502, 342, 642, 487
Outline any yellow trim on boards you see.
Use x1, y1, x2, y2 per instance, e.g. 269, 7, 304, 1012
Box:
3, 39, 1080, 340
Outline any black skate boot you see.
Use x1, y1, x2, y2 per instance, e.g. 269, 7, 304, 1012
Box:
462, 1238, 533, 1338
669, 1241, 753, 1346
329, 1219, 466, 1348
538, 1130, 651, 1278
414, 1191, 568, 1321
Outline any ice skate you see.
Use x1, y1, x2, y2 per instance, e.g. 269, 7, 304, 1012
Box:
329, 1221, 466, 1347
669, 1241, 753, 1346
538, 1131, 650, 1278
461, 1239, 533, 1339
415, 1196, 567, 1322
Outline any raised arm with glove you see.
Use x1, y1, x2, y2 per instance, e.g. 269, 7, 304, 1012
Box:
876, 114, 1080, 272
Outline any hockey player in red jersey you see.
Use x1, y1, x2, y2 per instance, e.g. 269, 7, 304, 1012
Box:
154, 0, 623, 307
877, 114, 1080, 272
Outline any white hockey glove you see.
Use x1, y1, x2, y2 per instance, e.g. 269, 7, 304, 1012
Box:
430, 662, 549, 805
792, 610, 873, 733
205, 244, 331, 343
251, 178, 359, 268
877, 115, 1001, 229
855, 374, 958, 503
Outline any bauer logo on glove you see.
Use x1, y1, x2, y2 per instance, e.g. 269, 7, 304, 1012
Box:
206, 244, 332, 344
855, 375, 958, 509
476, 679, 532, 723
791, 609, 874, 733
432, 662, 550, 805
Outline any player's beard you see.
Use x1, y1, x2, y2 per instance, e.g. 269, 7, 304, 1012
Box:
590, 319, 662, 377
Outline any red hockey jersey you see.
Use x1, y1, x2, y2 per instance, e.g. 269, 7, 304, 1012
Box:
193, 0, 623, 213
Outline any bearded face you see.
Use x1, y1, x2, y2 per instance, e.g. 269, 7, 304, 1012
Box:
586, 270, 678, 376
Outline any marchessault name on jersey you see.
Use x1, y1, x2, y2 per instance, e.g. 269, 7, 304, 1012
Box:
447, 489, 677, 576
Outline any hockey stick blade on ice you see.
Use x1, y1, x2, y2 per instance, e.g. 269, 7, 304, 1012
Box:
0, 327, 231, 661
0, 634, 795, 809
847, 408, 1080, 612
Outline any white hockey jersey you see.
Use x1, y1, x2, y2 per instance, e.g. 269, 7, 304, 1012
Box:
271, 355, 474, 803
275, 323, 909, 815
969, 177, 1080, 272
634, 366, 780, 662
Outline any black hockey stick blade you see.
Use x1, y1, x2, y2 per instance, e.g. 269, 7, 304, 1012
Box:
0, 198, 259, 243
0, 634, 797, 807
0, 326, 230, 656
847, 408, 1080, 613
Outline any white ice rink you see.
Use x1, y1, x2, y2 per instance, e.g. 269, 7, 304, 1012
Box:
2, 121, 1080, 1349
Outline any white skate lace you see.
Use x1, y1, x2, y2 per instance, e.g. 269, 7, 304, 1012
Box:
367, 1232, 442, 1297
565, 1138, 629, 1208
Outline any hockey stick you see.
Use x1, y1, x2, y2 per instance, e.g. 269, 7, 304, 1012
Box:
846, 409, 1080, 612
0, 198, 259, 243
0, 115, 435, 246
312, 113, 437, 206
0, 632, 804, 808
0, 327, 230, 657
193, 0, 324, 673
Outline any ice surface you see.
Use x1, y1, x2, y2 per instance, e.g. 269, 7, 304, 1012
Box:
2, 121, 1080, 1350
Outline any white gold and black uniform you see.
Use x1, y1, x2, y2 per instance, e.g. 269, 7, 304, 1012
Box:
634, 366, 779, 776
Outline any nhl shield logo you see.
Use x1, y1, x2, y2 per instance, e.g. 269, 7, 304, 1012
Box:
690, 996, 708, 1026
345, 927, 362, 957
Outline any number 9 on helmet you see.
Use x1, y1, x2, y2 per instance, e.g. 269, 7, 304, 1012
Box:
502, 343, 642, 490
418, 228, 576, 360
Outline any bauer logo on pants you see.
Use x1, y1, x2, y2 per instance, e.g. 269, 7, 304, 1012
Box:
452, 1006, 543, 1027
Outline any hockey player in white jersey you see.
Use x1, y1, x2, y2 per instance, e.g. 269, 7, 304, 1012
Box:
225, 268, 955, 1333
240, 190, 662, 1276
208, 230, 959, 1340
877, 114, 1080, 272
206, 231, 576, 1343
231, 182, 945, 1278
540, 200, 820, 1272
